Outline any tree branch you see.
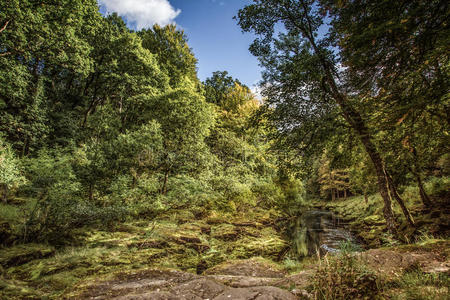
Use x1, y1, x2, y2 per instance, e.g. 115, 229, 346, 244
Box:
0, 20, 10, 34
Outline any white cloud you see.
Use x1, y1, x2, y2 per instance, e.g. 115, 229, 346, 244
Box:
99, 0, 181, 29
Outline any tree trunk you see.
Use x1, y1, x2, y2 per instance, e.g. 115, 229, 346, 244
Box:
331, 189, 335, 201
1, 184, 7, 204
344, 189, 347, 199
364, 193, 368, 204
386, 173, 415, 227
300, 15, 397, 233
414, 172, 432, 208
89, 185, 94, 201
161, 170, 169, 195
326, 80, 397, 233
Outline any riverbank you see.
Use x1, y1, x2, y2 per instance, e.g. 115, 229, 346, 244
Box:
1, 195, 449, 299
313, 191, 450, 248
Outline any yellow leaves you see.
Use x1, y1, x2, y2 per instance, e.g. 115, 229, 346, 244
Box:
400, 18, 409, 24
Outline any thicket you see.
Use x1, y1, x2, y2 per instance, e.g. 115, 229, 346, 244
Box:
0, 1, 303, 244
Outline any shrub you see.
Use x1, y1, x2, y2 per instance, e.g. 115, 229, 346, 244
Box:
311, 253, 381, 299
22, 149, 128, 242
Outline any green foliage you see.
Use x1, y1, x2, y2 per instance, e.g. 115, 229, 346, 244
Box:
0, 137, 26, 202
21, 150, 127, 242
312, 253, 381, 300
338, 240, 363, 253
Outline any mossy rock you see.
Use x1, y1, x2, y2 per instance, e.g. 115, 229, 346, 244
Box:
0, 244, 55, 268
363, 215, 385, 226
211, 224, 240, 241
169, 232, 203, 244
205, 257, 286, 278
205, 211, 231, 225
233, 236, 288, 260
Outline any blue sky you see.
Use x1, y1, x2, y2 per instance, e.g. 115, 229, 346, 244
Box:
98, 0, 262, 88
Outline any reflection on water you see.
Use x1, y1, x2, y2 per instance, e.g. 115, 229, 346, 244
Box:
289, 210, 360, 257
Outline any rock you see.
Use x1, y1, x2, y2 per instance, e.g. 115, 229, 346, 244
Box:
206, 275, 280, 288
114, 291, 180, 300
283, 270, 314, 289
171, 278, 226, 299
291, 289, 313, 299
73, 266, 298, 300
204, 259, 286, 278
213, 286, 297, 300
360, 247, 450, 277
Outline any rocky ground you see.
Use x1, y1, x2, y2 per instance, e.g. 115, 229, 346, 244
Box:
68, 240, 449, 299
1, 204, 449, 299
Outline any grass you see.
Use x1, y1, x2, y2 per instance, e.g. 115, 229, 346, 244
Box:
388, 271, 449, 300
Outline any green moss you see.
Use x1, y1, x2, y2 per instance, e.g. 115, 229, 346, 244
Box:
1, 209, 290, 299
363, 215, 384, 226
0, 244, 55, 268
211, 224, 239, 241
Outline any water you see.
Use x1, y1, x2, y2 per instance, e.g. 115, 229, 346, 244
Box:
289, 210, 360, 257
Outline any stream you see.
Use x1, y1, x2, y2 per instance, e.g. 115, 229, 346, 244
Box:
289, 210, 361, 257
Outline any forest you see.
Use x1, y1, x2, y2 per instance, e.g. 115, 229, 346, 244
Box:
0, 0, 448, 299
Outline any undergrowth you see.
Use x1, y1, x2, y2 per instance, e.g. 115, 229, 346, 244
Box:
389, 271, 449, 300
311, 252, 382, 300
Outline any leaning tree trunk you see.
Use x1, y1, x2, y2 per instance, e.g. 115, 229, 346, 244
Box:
413, 171, 432, 208
323, 72, 398, 233
386, 172, 415, 226
301, 19, 398, 233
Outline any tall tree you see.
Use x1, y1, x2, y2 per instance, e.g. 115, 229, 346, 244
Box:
236, 0, 408, 232
325, 0, 449, 209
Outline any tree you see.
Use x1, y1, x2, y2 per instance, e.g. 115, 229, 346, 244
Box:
325, 0, 449, 209
139, 25, 199, 88
0, 136, 25, 203
236, 0, 404, 232
318, 155, 350, 201
0, 0, 99, 154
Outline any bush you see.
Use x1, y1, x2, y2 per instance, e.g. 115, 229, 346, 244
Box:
311, 253, 381, 299
22, 149, 128, 242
